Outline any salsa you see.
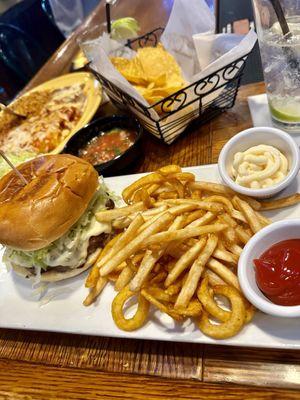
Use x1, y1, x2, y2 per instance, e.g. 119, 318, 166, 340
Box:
79, 128, 136, 165
254, 239, 300, 306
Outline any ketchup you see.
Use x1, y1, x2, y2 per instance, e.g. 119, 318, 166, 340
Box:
254, 239, 300, 306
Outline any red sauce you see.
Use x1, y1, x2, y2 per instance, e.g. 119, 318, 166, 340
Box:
79, 128, 136, 165
253, 239, 300, 306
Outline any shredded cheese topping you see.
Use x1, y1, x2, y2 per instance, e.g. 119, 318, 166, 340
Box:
0, 84, 86, 154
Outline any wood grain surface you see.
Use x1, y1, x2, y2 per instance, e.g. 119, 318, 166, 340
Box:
0, 360, 299, 400
2, 1, 300, 399
0, 329, 203, 380
203, 345, 300, 389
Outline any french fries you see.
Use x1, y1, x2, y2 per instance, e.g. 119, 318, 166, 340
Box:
129, 216, 184, 292
141, 288, 182, 321
197, 285, 246, 339
165, 238, 206, 287
83, 276, 108, 306
175, 234, 218, 309
197, 277, 231, 322
189, 181, 261, 210
100, 212, 173, 276
207, 258, 240, 291
115, 265, 134, 292
129, 250, 158, 292
143, 224, 227, 247
97, 215, 144, 270
259, 193, 300, 210
96, 202, 145, 221
233, 196, 262, 233
83, 165, 298, 340
112, 286, 150, 331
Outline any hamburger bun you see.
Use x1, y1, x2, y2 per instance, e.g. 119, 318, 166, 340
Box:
11, 259, 92, 282
0, 154, 98, 251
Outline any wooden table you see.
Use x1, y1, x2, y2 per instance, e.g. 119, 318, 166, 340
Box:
3, 1, 300, 399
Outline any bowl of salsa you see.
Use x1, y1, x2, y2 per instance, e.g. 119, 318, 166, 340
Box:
238, 219, 300, 317
62, 115, 142, 175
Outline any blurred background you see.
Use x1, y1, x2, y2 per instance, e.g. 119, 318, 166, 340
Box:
0, 0, 100, 102
0, 0, 262, 103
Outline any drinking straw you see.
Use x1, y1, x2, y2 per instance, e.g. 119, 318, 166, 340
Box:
106, 1, 111, 34
269, 0, 299, 72
269, 0, 291, 38
215, 0, 220, 34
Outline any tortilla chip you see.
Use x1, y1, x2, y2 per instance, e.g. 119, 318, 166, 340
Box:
110, 43, 187, 113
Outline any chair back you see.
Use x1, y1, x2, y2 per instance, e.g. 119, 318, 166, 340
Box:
0, 0, 64, 55
41, 0, 55, 23
214, 0, 263, 84
0, 23, 48, 85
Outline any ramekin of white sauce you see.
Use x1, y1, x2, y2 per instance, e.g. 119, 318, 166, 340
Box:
218, 127, 300, 198
232, 144, 289, 189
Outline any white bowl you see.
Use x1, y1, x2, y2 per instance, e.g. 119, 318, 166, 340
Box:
238, 219, 300, 318
218, 127, 300, 198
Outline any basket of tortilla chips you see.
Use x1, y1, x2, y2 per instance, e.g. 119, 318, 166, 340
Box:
89, 28, 251, 144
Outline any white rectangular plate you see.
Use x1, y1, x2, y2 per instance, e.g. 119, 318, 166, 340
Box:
0, 165, 299, 349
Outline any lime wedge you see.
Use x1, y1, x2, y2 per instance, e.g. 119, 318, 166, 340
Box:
111, 18, 140, 41
269, 100, 300, 123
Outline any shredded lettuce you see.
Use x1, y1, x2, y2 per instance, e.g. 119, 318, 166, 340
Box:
0, 151, 36, 178
3, 182, 113, 272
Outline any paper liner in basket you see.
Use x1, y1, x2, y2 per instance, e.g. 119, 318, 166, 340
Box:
83, 0, 257, 143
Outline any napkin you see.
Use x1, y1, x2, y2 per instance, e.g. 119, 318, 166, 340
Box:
248, 93, 272, 128
160, 0, 214, 80
83, 0, 257, 143
248, 93, 300, 145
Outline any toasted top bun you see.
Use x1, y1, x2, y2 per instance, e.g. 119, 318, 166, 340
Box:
0, 154, 98, 251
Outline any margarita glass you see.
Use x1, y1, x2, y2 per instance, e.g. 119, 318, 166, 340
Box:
252, 0, 300, 133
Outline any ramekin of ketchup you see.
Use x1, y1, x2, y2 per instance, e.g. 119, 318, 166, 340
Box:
238, 220, 300, 317
254, 239, 300, 306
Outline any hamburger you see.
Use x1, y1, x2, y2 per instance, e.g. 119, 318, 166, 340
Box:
0, 154, 114, 282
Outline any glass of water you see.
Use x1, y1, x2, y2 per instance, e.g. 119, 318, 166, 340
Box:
252, 0, 300, 133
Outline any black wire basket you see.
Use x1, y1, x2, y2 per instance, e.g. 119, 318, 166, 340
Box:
90, 28, 250, 144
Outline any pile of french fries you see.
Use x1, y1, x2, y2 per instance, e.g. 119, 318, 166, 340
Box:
83, 165, 300, 339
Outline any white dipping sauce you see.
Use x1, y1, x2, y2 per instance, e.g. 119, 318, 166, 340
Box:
232, 144, 288, 189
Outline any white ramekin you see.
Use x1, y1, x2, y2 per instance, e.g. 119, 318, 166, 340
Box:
238, 219, 300, 318
218, 127, 300, 198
